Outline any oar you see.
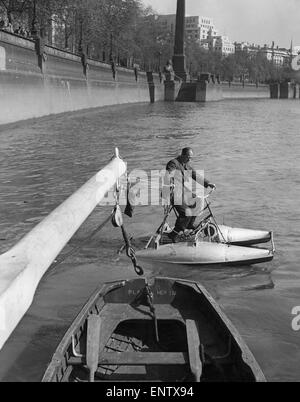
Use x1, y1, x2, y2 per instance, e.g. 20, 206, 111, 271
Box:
186, 319, 202, 382
86, 315, 101, 382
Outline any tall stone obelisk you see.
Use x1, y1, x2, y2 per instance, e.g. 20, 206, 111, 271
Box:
172, 0, 187, 81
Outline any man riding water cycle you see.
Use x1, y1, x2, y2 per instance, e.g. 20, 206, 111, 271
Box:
165, 147, 216, 242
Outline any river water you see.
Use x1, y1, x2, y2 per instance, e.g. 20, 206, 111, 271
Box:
0, 99, 299, 382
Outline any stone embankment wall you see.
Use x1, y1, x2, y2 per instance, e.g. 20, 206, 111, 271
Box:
196, 80, 223, 102
0, 31, 164, 125
173, 76, 270, 103
270, 82, 300, 99
221, 81, 270, 99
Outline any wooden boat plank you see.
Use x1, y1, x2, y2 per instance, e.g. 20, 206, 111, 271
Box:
100, 351, 188, 366
68, 352, 232, 368
69, 352, 189, 366
101, 303, 184, 321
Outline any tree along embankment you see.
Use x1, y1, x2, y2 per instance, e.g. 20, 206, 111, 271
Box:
0, 31, 164, 125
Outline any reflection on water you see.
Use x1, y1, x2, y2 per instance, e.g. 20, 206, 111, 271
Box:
0, 99, 300, 381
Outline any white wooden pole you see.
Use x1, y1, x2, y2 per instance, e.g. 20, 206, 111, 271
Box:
0, 150, 126, 350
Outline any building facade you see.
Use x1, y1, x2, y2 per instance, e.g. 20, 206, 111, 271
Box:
156, 14, 176, 36
235, 41, 292, 65
201, 29, 235, 55
157, 13, 294, 63
260, 45, 291, 65
157, 14, 218, 42
198, 17, 218, 40
213, 35, 235, 55
157, 14, 236, 56
185, 16, 200, 41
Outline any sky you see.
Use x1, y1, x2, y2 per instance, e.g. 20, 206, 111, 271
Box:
141, 0, 300, 48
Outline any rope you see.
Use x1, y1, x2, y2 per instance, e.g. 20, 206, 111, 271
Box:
50, 211, 114, 270
145, 284, 160, 343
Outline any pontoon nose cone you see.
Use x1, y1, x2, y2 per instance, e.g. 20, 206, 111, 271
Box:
218, 225, 272, 246
224, 244, 274, 264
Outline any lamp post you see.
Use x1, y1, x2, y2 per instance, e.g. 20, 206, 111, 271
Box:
109, 33, 113, 62
31, 0, 38, 38
158, 51, 162, 82
78, 17, 83, 54
158, 51, 162, 72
